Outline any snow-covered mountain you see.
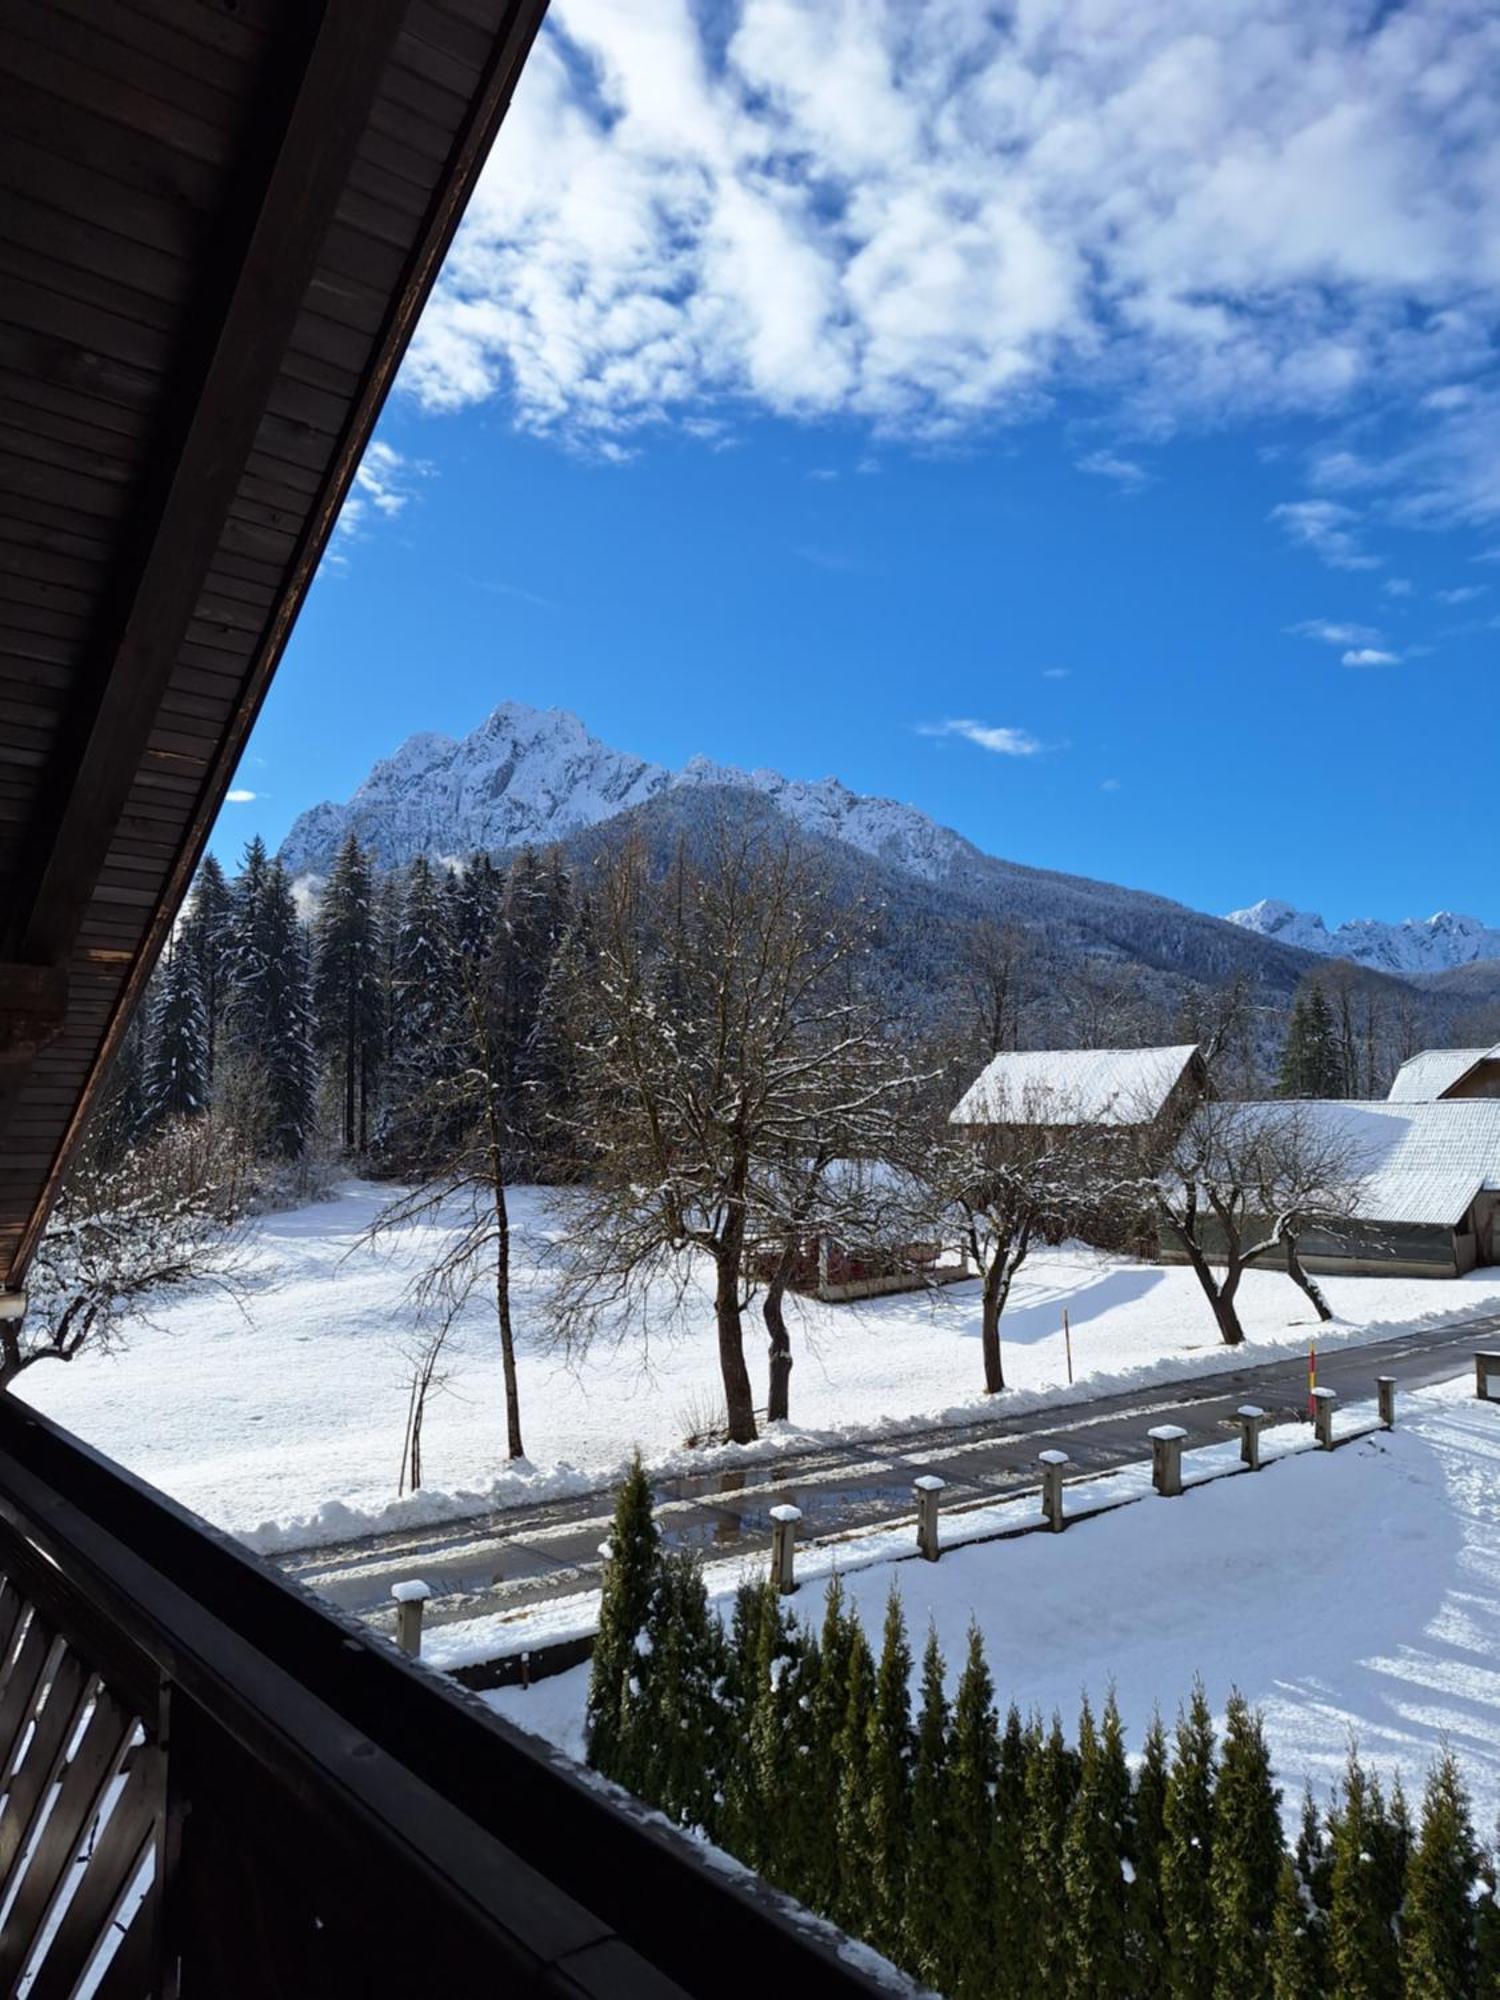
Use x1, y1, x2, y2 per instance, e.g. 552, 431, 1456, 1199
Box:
1226, 899, 1500, 974
280, 701, 974, 885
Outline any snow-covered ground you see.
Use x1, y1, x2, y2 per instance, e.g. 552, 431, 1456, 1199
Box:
487, 1380, 1500, 1828
16, 1181, 1500, 1554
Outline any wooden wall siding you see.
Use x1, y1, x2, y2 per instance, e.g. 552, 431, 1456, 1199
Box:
0, 0, 549, 1284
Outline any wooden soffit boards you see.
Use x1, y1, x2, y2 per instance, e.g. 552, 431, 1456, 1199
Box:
0, 0, 549, 1284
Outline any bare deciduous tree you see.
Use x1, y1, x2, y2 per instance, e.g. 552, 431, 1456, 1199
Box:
4, 1116, 247, 1392
1150, 1099, 1369, 1344
544, 828, 911, 1444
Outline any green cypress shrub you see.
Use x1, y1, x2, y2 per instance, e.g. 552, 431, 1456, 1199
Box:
1130, 1710, 1171, 1991
1024, 1713, 1080, 1989
1403, 1753, 1480, 1998
904, 1628, 953, 1990
864, 1591, 915, 1963
833, 1618, 877, 1937
1269, 1855, 1319, 1999
803, 1578, 856, 1914
1328, 1751, 1401, 1999
1162, 1683, 1218, 2000
993, 1703, 1033, 1999
585, 1454, 660, 1789
638, 1550, 727, 1834
946, 1625, 1001, 2000
1209, 1692, 1284, 1999
1062, 1693, 1132, 1998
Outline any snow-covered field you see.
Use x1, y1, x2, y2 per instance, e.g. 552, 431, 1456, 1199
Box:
17, 1181, 1500, 1554
488, 1380, 1500, 1827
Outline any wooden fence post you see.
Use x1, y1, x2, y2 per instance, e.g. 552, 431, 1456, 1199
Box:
1310, 1386, 1337, 1449
1476, 1353, 1500, 1402
1376, 1377, 1396, 1430
914, 1475, 944, 1561
391, 1579, 431, 1658
1237, 1405, 1266, 1471
1149, 1425, 1187, 1497
1039, 1449, 1069, 1533
769, 1505, 801, 1593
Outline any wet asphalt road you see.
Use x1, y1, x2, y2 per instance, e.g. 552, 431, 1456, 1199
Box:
275, 1311, 1500, 1639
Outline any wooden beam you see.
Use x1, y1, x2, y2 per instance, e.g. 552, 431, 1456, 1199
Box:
2, 0, 408, 974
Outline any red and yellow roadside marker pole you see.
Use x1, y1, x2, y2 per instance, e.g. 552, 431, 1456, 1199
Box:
1307, 1345, 1317, 1420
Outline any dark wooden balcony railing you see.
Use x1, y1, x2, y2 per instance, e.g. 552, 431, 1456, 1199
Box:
0, 1395, 886, 1999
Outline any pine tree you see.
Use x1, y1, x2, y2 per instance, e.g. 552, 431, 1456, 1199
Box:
946, 1625, 1000, 1999
95, 1005, 150, 1166
1269, 1855, 1317, 1999
1279, 984, 1347, 1099
864, 1591, 914, 1962
1327, 1751, 1401, 1999
1062, 1692, 1132, 1998
1476, 1822, 1500, 1998
313, 833, 383, 1152
179, 853, 235, 1085
1023, 1714, 1079, 1990
833, 1617, 877, 1938
1130, 1710, 1171, 1992
223, 843, 315, 1158
802, 1578, 856, 1916
1162, 1683, 1218, 2000
1403, 1753, 1479, 1998
145, 944, 210, 1124
1209, 1692, 1284, 1999
383, 855, 451, 1162
585, 1456, 659, 1790
905, 1628, 953, 1990
1294, 1786, 1334, 1993
993, 1703, 1033, 1999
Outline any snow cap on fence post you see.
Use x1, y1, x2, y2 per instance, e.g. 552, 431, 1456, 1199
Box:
769, 1504, 801, 1593
1310, 1385, 1337, 1449
1376, 1377, 1396, 1430
391, 1578, 432, 1659
914, 1475, 944, 1561
1148, 1424, 1187, 1497
1038, 1449, 1069, 1533
1236, 1405, 1267, 1471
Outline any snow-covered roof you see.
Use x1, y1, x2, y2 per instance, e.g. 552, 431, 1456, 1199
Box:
951, 1045, 1202, 1129
1387, 1046, 1500, 1103
1213, 1099, 1500, 1228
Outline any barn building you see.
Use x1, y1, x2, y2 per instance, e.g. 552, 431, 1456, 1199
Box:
1388, 1045, 1500, 1103
949, 1043, 1208, 1148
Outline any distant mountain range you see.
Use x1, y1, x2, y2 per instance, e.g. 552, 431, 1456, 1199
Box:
1224, 900, 1500, 976
277, 704, 1498, 1031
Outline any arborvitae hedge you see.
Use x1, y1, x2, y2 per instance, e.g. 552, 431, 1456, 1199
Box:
586, 1469, 1500, 1998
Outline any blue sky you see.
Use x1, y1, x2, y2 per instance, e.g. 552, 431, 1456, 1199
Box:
221, 0, 1500, 927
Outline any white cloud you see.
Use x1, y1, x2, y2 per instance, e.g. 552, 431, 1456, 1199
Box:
1341, 646, 1401, 666
1269, 500, 1382, 570
225, 789, 258, 804
1436, 583, 1488, 604
1289, 618, 1382, 646
1041, 667, 1070, 680
1100, 777, 1122, 792
401, 0, 1500, 481
335, 441, 428, 543
1076, 448, 1150, 492
919, 718, 1042, 757
1383, 577, 1414, 597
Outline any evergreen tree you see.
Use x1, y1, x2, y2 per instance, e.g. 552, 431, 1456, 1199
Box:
1269, 1855, 1317, 1999
945, 1625, 1000, 1999
585, 1456, 659, 1790
1294, 1785, 1334, 1993
313, 833, 383, 1152
1403, 1753, 1479, 1998
993, 1703, 1033, 2000
145, 943, 210, 1124
637, 1551, 727, 1835
1327, 1752, 1401, 1999
904, 1629, 953, 1990
1476, 1822, 1500, 1998
1023, 1714, 1079, 1991
179, 853, 235, 1084
94, 1005, 150, 1166
1130, 1710, 1171, 1992
1063, 1692, 1132, 1998
1209, 1692, 1284, 1998
223, 841, 315, 1158
384, 855, 450, 1161
1279, 984, 1347, 1099
1162, 1683, 1218, 2000
863, 1591, 914, 1962
803, 1578, 857, 1916
832, 1616, 877, 1937
729, 1584, 806, 1882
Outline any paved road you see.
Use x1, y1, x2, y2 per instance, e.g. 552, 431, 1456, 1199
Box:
277, 1311, 1499, 1640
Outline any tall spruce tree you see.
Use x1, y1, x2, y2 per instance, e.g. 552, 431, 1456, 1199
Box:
224, 849, 315, 1159
145, 943, 210, 1124
1062, 1692, 1132, 1999
1402, 1753, 1480, 1998
383, 855, 450, 1163
945, 1625, 1000, 1999
179, 853, 235, 1086
1279, 984, 1347, 1099
1327, 1752, 1402, 2000
313, 833, 383, 1152
864, 1591, 914, 1962
905, 1629, 954, 1991
1162, 1684, 1219, 2000
1209, 1692, 1283, 1999
585, 1456, 659, 1791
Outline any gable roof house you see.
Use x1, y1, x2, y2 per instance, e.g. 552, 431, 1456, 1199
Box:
951, 1044, 1207, 1141
1388, 1045, 1500, 1104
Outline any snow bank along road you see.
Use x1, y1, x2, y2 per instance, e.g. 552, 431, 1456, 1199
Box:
280, 1308, 1500, 1645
